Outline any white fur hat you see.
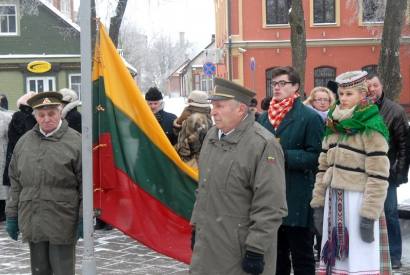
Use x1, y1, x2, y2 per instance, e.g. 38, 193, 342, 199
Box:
17, 91, 37, 108
58, 88, 78, 103
188, 90, 210, 108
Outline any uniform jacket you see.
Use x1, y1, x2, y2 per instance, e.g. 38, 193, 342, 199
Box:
3, 105, 36, 186
155, 109, 177, 145
190, 114, 287, 275
376, 93, 409, 185
258, 98, 324, 227
310, 129, 389, 220
6, 120, 82, 244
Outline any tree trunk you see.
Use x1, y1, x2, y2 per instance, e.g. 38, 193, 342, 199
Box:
289, 0, 307, 97
377, 0, 407, 101
109, 0, 128, 48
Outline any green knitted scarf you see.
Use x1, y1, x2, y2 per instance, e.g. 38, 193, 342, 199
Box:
324, 103, 389, 142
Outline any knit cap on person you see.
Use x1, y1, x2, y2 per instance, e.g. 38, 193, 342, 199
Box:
336, 71, 368, 89
188, 90, 210, 108
145, 87, 163, 101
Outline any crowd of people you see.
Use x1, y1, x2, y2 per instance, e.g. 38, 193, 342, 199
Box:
0, 66, 409, 274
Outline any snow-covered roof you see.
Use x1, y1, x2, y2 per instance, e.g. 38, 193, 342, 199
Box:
38, 0, 80, 32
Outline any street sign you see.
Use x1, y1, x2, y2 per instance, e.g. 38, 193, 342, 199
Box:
203, 62, 216, 76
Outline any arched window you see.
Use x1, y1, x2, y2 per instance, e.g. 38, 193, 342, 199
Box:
314, 66, 336, 87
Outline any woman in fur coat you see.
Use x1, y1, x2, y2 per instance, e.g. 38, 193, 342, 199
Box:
310, 71, 391, 275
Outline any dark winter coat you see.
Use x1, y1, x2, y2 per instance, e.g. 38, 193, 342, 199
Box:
190, 114, 287, 275
6, 120, 82, 244
3, 105, 36, 186
155, 109, 177, 145
62, 101, 82, 133
258, 98, 324, 227
375, 93, 409, 185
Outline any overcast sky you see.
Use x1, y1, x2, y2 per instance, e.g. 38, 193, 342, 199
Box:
76, 0, 215, 52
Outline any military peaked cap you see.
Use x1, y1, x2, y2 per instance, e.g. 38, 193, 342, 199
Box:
209, 77, 255, 105
27, 91, 63, 109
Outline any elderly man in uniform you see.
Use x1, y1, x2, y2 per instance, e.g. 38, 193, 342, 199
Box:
5, 92, 82, 275
190, 77, 288, 275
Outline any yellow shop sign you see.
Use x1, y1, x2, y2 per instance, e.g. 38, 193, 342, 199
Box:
27, 60, 52, 73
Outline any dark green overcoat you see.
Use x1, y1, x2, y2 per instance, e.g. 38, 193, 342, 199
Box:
258, 98, 323, 227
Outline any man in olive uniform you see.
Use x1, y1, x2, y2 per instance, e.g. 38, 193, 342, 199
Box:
5, 92, 82, 275
190, 78, 288, 275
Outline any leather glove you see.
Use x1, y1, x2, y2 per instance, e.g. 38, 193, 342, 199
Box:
241, 250, 265, 275
76, 218, 83, 240
313, 207, 324, 235
6, 217, 19, 241
191, 229, 196, 251
359, 217, 374, 243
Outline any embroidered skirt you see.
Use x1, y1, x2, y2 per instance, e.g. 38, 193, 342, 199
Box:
318, 189, 392, 275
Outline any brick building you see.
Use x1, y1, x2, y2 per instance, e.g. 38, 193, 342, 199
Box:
214, 0, 410, 112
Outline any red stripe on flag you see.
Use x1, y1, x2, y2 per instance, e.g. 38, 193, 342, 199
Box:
93, 133, 193, 264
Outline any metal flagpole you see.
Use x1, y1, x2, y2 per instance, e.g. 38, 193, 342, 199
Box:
79, 0, 96, 274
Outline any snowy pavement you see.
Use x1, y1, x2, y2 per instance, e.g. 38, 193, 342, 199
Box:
1, 220, 410, 274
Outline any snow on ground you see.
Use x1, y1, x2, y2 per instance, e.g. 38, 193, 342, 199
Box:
398, 176, 410, 205
163, 96, 187, 117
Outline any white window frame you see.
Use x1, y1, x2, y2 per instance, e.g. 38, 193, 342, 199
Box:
26, 76, 56, 93
68, 73, 81, 100
0, 4, 18, 36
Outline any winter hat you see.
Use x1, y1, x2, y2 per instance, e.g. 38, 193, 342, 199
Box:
58, 88, 78, 103
145, 87, 163, 101
188, 90, 210, 108
17, 91, 37, 108
336, 71, 368, 89
27, 91, 63, 109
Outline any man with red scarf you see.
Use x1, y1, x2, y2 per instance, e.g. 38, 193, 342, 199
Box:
258, 66, 324, 275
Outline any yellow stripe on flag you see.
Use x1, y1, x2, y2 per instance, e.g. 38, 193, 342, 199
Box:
92, 22, 198, 181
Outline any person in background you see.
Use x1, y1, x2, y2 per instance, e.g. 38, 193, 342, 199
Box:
311, 70, 391, 274
249, 98, 261, 121
174, 90, 212, 168
304, 86, 336, 122
145, 87, 177, 145
367, 73, 409, 270
6, 92, 82, 275
58, 88, 82, 133
261, 96, 272, 111
0, 108, 12, 222
190, 77, 287, 275
258, 66, 323, 275
173, 90, 211, 136
3, 92, 37, 188
327, 80, 339, 100
0, 94, 8, 110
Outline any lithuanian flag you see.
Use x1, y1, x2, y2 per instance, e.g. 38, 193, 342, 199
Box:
92, 22, 197, 264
